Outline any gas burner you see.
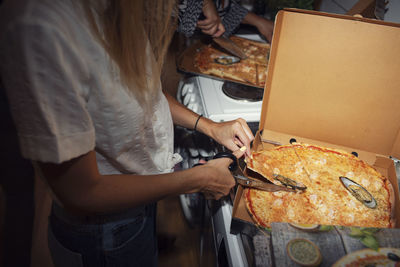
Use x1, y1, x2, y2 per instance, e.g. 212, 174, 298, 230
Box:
222, 81, 263, 102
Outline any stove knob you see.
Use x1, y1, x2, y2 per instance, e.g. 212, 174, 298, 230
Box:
199, 148, 211, 158
188, 147, 199, 157
188, 103, 199, 113
181, 83, 194, 97
181, 85, 188, 96
183, 93, 194, 106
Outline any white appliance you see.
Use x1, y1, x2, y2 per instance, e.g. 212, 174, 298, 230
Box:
196, 77, 262, 123
176, 34, 266, 267
177, 75, 263, 267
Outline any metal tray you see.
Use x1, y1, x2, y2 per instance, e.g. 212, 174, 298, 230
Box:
176, 39, 265, 89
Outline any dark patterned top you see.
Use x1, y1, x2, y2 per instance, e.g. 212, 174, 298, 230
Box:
178, 0, 249, 37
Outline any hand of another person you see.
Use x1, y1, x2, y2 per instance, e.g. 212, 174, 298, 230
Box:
198, 148, 245, 200
242, 12, 274, 43
197, 0, 225, 37
255, 17, 274, 43
210, 118, 254, 157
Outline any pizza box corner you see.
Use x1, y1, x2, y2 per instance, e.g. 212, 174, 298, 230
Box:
231, 8, 400, 231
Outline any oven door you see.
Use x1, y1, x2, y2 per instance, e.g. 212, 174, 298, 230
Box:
176, 75, 261, 267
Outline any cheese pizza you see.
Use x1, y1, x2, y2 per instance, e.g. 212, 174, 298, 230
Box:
244, 143, 395, 228
194, 36, 270, 87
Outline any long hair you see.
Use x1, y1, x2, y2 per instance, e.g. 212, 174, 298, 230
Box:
81, 0, 178, 104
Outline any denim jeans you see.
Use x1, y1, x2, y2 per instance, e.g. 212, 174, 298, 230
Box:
48, 203, 158, 267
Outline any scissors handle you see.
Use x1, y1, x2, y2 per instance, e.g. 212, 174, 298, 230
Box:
192, 152, 238, 171
212, 152, 238, 171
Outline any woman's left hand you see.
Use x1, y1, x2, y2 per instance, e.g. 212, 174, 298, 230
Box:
209, 118, 254, 157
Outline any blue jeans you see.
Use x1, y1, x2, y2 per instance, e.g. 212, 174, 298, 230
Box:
48, 203, 158, 267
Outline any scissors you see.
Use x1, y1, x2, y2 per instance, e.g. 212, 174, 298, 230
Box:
202, 152, 297, 192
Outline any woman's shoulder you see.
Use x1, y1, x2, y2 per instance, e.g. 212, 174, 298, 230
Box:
0, 0, 86, 41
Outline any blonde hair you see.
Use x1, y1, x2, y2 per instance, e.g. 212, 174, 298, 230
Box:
82, 0, 177, 103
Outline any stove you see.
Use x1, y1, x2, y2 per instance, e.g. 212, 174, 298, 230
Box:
175, 33, 267, 267
178, 33, 265, 124
222, 81, 263, 102
176, 75, 262, 267
194, 76, 262, 123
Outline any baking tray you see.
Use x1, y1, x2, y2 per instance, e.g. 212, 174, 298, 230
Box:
176, 37, 265, 89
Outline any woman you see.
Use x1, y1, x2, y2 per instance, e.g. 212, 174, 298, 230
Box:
0, 0, 253, 266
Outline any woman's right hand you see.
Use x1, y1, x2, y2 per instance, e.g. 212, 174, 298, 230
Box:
197, 0, 225, 37
196, 148, 245, 200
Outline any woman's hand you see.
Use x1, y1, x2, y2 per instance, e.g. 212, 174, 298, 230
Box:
207, 118, 254, 157
197, 148, 245, 199
197, 0, 225, 37
163, 93, 253, 155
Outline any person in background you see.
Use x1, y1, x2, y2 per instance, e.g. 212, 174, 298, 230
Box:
178, 0, 274, 42
0, 0, 254, 266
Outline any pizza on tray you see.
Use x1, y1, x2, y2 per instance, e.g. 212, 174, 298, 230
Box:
194, 36, 270, 87
243, 143, 395, 228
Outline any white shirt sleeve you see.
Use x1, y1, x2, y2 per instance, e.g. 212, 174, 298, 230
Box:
0, 20, 95, 163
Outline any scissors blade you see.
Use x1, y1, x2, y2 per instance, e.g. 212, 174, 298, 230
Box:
235, 155, 302, 192
233, 174, 296, 192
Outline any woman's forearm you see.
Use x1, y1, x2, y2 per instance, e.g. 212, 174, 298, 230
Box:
241, 12, 263, 28
37, 150, 206, 215
38, 149, 236, 215
163, 90, 217, 137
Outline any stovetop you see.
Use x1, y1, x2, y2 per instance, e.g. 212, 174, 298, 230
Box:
193, 76, 263, 123
222, 81, 264, 102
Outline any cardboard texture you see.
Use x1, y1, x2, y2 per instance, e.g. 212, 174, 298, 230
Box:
232, 9, 400, 230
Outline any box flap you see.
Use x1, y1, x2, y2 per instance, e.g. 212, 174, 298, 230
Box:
261, 9, 400, 160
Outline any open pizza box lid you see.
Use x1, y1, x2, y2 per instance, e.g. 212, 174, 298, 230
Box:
232, 8, 400, 232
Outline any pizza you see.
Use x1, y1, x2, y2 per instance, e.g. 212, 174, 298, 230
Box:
194, 36, 270, 87
332, 248, 400, 267
230, 36, 269, 66
243, 143, 395, 228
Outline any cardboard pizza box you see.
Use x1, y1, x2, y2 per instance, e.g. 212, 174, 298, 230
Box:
232, 8, 400, 231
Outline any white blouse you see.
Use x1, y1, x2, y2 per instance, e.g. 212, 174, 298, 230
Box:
0, 0, 182, 175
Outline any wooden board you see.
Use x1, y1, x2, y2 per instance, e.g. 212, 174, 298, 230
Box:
251, 222, 400, 266
271, 223, 346, 267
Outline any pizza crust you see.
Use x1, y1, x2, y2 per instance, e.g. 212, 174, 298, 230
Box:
387, 181, 396, 227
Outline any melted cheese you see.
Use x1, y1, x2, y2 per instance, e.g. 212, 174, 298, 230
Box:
244, 143, 392, 228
